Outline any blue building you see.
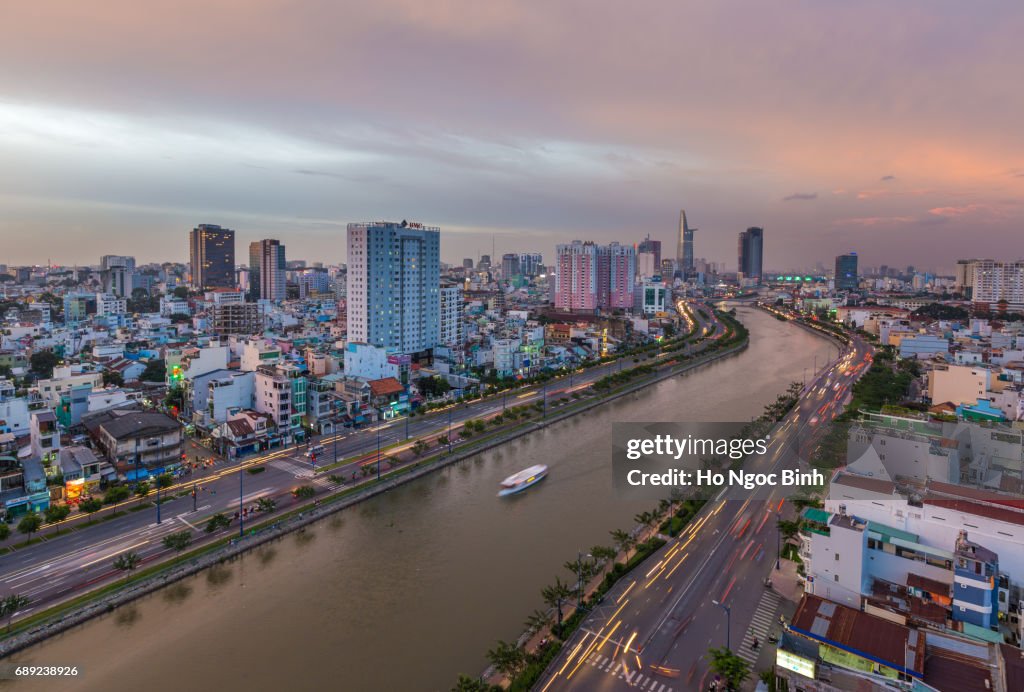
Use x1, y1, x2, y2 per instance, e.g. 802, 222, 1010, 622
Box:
346, 221, 440, 355
952, 532, 999, 630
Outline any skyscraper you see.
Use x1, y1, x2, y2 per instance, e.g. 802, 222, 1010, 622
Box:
189, 224, 235, 290
737, 227, 764, 282
834, 253, 859, 291
677, 210, 696, 277
346, 221, 440, 353
249, 239, 287, 302
554, 240, 635, 312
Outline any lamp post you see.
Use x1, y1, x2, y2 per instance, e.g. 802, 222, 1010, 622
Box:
192, 482, 197, 512
156, 481, 161, 524
376, 425, 381, 481
447, 406, 452, 454
542, 382, 546, 419
238, 463, 244, 538
712, 599, 731, 651
776, 510, 782, 570
576, 551, 593, 609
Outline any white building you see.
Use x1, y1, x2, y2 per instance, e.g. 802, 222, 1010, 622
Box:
95, 293, 127, 316
439, 282, 464, 348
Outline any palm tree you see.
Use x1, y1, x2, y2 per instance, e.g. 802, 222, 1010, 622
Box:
524, 609, 550, 635
1, 594, 30, 632
610, 529, 635, 557
541, 577, 575, 627
113, 551, 141, 583
590, 545, 618, 564
777, 519, 801, 541
486, 640, 527, 679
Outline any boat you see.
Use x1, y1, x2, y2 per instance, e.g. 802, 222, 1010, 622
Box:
498, 464, 548, 496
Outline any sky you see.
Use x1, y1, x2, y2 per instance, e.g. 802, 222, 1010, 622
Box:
1, 1, 1022, 273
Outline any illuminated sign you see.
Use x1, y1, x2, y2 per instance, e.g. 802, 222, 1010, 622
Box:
776, 649, 816, 678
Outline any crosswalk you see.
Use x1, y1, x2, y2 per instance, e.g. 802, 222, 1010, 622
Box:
585, 653, 676, 691
737, 589, 781, 665
270, 458, 315, 478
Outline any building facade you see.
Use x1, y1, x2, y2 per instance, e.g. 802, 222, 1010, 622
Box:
189, 224, 236, 290
346, 221, 440, 354
738, 226, 765, 282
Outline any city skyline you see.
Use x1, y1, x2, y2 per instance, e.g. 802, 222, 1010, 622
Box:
2, 3, 1024, 270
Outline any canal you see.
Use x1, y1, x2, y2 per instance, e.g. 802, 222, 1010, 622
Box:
5, 307, 836, 691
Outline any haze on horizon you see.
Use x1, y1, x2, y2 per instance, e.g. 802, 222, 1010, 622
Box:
1, 1, 1022, 273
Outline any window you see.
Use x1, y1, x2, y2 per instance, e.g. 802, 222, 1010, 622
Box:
835, 553, 840, 561
834, 575, 839, 582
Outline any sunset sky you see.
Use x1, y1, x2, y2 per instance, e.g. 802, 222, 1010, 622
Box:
1, 1, 1022, 272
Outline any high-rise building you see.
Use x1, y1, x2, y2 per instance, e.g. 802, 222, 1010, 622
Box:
189, 224, 235, 290
677, 210, 696, 277
346, 221, 440, 353
501, 253, 521, 280
638, 235, 662, 272
554, 241, 636, 312
834, 253, 859, 291
462, 258, 474, 270
970, 260, 1024, 308
737, 227, 764, 282
439, 281, 464, 348
518, 253, 543, 278
249, 239, 287, 302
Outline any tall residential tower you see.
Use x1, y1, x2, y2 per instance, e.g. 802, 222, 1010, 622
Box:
249, 239, 287, 302
345, 221, 440, 353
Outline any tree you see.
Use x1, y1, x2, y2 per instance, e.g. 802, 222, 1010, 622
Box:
451, 675, 498, 692
411, 439, 429, 456
29, 350, 60, 379
777, 519, 801, 541
135, 481, 151, 498
437, 435, 450, 447
590, 545, 618, 564
293, 485, 316, 500
486, 640, 528, 679
257, 497, 276, 513
706, 646, 750, 691
164, 386, 185, 411
541, 577, 575, 627
104, 485, 131, 505
524, 608, 550, 634
17, 512, 42, 538
113, 551, 141, 583
172, 286, 189, 299
103, 370, 125, 387
79, 498, 103, 514
610, 529, 635, 557
0, 524, 9, 541
417, 375, 452, 399
1, 594, 30, 632
155, 473, 174, 490
163, 530, 193, 551
204, 513, 231, 533
140, 359, 166, 382
44, 504, 71, 524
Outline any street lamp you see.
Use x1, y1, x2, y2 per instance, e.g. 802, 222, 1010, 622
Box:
776, 511, 782, 570
376, 425, 382, 481
238, 463, 244, 538
712, 599, 731, 651
576, 551, 593, 609
447, 406, 453, 454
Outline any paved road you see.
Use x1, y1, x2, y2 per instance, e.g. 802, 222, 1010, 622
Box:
0, 300, 726, 627
536, 329, 872, 692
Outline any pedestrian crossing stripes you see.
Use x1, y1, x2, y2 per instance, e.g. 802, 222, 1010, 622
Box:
585, 653, 675, 690
737, 589, 782, 665
270, 459, 315, 478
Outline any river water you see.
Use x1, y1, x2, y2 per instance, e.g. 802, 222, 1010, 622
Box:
5, 307, 835, 692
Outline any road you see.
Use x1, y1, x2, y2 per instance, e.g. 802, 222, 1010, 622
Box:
536, 327, 872, 692
0, 300, 727, 628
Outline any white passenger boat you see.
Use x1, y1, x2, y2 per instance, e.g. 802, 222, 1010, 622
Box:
498, 464, 548, 497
